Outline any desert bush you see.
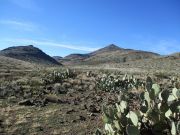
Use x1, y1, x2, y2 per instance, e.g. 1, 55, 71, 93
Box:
154, 72, 170, 79
0, 82, 23, 98
28, 77, 43, 87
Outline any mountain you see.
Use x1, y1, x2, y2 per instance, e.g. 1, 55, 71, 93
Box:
170, 52, 180, 58
0, 45, 61, 66
64, 54, 90, 60
53, 56, 63, 61
89, 44, 126, 55
62, 44, 123, 62
58, 54, 90, 65
61, 44, 160, 65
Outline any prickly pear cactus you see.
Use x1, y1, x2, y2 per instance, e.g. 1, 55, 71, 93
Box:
97, 74, 144, 92
42, 68, 75, 84
98, 75, 180, 135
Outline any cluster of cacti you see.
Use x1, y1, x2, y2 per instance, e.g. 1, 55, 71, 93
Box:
97, 74, 144, 92
42, 69, 75, 84
97, 76, 180, 135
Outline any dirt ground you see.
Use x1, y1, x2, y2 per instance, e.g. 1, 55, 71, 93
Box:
0, 68, 179, 135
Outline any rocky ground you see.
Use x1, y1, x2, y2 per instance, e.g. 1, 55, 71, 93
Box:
0, 69, 115, 135
0, 68, 179, 135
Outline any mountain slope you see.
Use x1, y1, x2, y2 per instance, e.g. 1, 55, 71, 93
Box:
112, 55, 180, 73
0, 45, 61, 66
0, 56, 35, 71
61, 44, 160, 65
84, 50, 159, 65
170, 52, 180, 58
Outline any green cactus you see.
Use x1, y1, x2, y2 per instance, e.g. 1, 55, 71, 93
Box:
99, 75, 180, 135
97, 74, 144, 92
42, 68, 76, 85
126, 125, 140, 135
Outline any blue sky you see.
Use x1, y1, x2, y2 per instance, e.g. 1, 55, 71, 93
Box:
0, 0, 180, 56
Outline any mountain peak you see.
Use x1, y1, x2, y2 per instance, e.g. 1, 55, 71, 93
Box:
0, 45, 61, 65
3, 45, 37, 52
104, 44, 122, 49
90, 44, 122, 55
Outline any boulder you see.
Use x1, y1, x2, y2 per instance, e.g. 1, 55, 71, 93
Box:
18, 99, 34, 106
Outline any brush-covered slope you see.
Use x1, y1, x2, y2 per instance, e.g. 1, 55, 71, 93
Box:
112, 54, 180, 73
0, 56, 35, 71
0, 45, 61, 66
61, 44, 160, 65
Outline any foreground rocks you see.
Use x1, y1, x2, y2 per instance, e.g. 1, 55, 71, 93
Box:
18, 99, 34, 106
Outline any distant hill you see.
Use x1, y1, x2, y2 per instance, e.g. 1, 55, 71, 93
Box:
60, 44, 160, 65
111, 54, 180, 73
170, 52, 180, 58
0, 45, 61, 66
53, 56, 63, 61
64, 54, 90, 60
60, 54, 90, 65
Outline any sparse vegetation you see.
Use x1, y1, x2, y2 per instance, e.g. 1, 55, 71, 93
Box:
0, 45, 179, 135
0, 67, 179, 135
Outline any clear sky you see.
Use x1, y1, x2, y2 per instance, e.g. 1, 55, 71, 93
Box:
0, 0, 180, 56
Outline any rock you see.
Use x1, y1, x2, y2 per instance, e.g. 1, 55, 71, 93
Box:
71, 119, 77, 123
89, 113, 97, 117
0, 88, 5, 98
18, 99, 34, 106
74, 85, 79, 91
53, 83, 67, 94
44, 95, 61, 103
66, 109, 75, 114
72, 100, 79, 105
62, 82, 71, 89
77, 79, 82, 85
33, 99, 46, 107
46, 86, 53, 91
80, 103, 87, 110
8, 96, 17, 103
68, 78, 74, 84
77, 115, 86, 121
67, 88, 75, 95
95, 96, 103, 102
89, 84, 95, 91
87, 104, 100, 113
86, 71, 92, 77
44, 95, 70, 104
72, 97, 81, 105
83, 84, 88, 89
